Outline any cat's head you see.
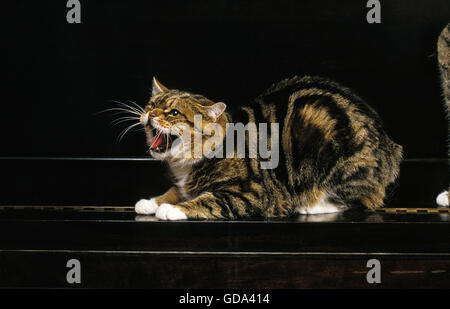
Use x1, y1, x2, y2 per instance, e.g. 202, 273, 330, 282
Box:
140, 77, 227, 164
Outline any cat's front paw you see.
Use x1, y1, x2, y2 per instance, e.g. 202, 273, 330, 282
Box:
155, 203, 188, 221
436, 191, 449, 207
135, 198, 159, 215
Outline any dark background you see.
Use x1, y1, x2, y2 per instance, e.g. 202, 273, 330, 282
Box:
2, 2, 449, 289
3, 0, 450, 158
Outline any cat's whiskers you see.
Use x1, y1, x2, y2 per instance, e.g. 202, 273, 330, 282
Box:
117, 122, 141, 142
125, 100, 145, 113
97, 100, 147, 142
111, 100, 144, 115
111, 116, 141, 127
98, 107, 142, 117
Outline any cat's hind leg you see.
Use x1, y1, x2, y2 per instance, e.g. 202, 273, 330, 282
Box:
295, 192, 347, 215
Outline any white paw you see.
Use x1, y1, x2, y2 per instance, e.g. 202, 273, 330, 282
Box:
135, 198, 159, 215
155, 203, 188, 221
296, 200, 343, 215
296, 205, 342, 214
436, 191, 449, 207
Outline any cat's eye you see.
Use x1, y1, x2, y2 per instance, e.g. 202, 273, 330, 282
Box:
169, 109, 180, 116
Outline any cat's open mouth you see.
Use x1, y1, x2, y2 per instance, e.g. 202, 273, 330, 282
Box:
150, 129, 177, 153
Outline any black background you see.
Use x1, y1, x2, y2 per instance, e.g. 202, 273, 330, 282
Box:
3, 0, 450, 158
1, 2, 449, 290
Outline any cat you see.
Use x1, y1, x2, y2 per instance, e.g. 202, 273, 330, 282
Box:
134, 76, 403, 220
436, 23, 450, 207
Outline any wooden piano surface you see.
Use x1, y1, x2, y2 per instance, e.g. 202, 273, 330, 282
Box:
0, 207, 448, 288
0, 158, 448, 288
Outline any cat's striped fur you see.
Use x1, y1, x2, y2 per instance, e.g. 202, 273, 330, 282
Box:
136, 76, 402, 219
436, 23, 450, 207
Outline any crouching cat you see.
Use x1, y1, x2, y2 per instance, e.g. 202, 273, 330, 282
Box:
135, 76, 402, 220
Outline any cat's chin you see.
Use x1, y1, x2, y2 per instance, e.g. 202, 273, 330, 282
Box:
149, 149, 171, 160
150, 150, 205, 167
149, 147, 188, 162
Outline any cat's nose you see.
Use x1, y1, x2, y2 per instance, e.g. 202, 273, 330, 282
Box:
142, 111, 158, 125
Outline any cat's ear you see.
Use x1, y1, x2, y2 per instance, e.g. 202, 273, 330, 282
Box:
205, 102, 227, 121
152, 77, 169, 96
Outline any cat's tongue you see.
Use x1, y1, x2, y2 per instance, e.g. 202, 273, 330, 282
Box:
151, 134, 165, 149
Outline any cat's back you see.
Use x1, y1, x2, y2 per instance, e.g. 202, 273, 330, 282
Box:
254, 75, 384, 137
250, 75, 402, 210
258, 76, 380, 119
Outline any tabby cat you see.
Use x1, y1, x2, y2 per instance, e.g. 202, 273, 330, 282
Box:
436, 23, 450, 207
135, 76, 403, 220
